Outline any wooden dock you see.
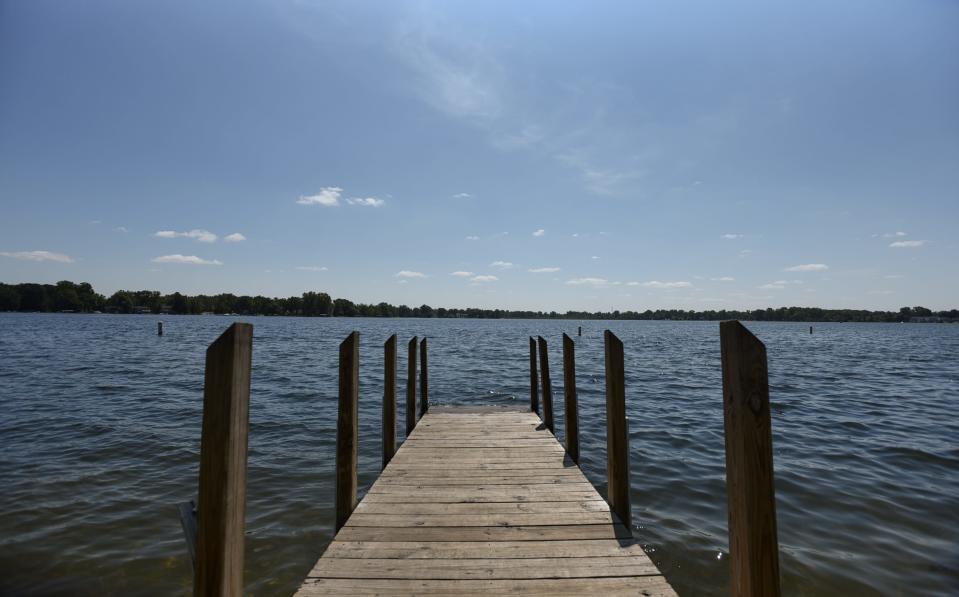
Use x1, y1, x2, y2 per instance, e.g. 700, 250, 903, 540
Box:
296, 405, 675, 596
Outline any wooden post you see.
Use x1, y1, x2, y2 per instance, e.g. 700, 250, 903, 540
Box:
578, 326, 582, 336
720, 321, 781, 597
383, 334, 397, 470
537, 336, 554, 433
194, 322, 253, 597
562, 333, 579, 464
335, 331, 359, 533
406, 337, 417, 435
158, 321, 163, 336
419, 337, 429, 417
603, 329, 631, 528
529, 337, 539, 414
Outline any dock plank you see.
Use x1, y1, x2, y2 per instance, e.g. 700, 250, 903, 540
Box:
296, 405, 675, 596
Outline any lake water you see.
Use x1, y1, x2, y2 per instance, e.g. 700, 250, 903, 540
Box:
1, 313, 957, 595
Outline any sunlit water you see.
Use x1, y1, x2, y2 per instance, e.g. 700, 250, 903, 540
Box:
1, 314, 957, 595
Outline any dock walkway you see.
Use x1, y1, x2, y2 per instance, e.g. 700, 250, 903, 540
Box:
295, 405, 676, 596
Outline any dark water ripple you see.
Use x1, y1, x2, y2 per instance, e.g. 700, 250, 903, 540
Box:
1, 314, 957, 596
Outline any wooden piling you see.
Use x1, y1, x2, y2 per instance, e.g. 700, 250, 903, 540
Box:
603, 330, 631, 528
406, 337, 417, 435
419, 337, 429, 417
158, 321, 163, 336
194, 322, 253, 597
529, 337, 539, 414
537, 336, 554, 433
335, 331, 359, 533
720, 321, 781, 597
562, 333, 579, 464
383, 334, 397, 470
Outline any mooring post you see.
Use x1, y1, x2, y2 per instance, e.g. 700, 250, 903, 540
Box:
158, 321, 163, 336
406, 336, 417, 435
335, 331, 359, 533
537, 336, 554, 433
194, 322, 253, 597
529, 337, 539, 414
720, 321, 781, 597
578, 326, 582, 336
419, 337, 429, 417
383, 334, 397, 470
562, 333, 579, 464
603, 329, 631, 528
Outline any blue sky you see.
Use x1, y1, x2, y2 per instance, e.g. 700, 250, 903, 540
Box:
1, 0, 956, 311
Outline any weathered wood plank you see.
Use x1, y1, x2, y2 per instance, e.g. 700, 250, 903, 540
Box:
320, 539, 648, 559
309, 556, 660, 579
343, 512, 620, 527
351, 500, 610, 515
332, 523, 636, 542
297, 576, 676, 596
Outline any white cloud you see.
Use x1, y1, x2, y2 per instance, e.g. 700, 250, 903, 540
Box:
0, 250, 74, 263
470, 274, 498, 282
640, 281, 692, 289
785, 263, 828, 272
868, 290, 895, 295
452, 192, 472, 199
450, 271, 474, 277
721, 233, 743, 240
883, 274, 903, 279
297, 187, 342, 206
224, 233, 246, 242
114, 226, 128, 233
154, 229, 218, 243
465, 235, 480, 241
532, 229, 545, 237
882, 231, 907, 238
591, 255, 600, 260
490, 260, 514, 269
566, 277, 608, 287
152, 254, 222, 266
759, 279, 803, 290
528, 267, 560, 273
296, 265, 328, 272
395, 270, 427, 278
710, 276, 735, 282
346, 197, 385, 207
889, 240, 926, 248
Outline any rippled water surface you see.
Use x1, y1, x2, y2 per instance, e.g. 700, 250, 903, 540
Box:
1, 314, 957, 596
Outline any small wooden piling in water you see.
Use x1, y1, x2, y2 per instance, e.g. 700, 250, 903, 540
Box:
562, 333, 579, 464
419, 338, 429, 417
536, 336, 554, 433
382, 334, 397, 470
720, 321, 781, 597
406, 337, 417, 435
194, 323, 253, 596
529, 337, 539, 414
603, 330, 631, 528
157, 321, 163, 336
335, 331, 359, 533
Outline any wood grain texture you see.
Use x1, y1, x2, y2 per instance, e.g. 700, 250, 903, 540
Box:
406, 336, 417, 436
603, 329, 631, 529
382, 335, 397, 470
529, 337, 539, 414
194, 322, 253, 597
296, 405, 675, 595
720, 320, 781, 597
537, 336, 554, 433
562, 333, 579, 464
419, 337, 429, 417
335, 331, 359, 533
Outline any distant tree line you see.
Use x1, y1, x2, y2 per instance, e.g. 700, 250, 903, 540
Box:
0, 280, 956, 322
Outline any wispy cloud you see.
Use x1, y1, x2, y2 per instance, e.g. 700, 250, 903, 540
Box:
0, 250, 74, 263
449, 271, 474, 277
759, 279, 802, 290
152, 254, 222, 266
490, 260, 514, 269
465, 235, 480, 241
785, 263, 828, 272
155, 229, 218, 243
470, 274, 498, 283
566, 277, 608, 287
296, 265, 328, 272
532, 229, 545, 237
710, 276, 735, 282
528, 267, 560, 273
890, 240, 926, 248
297, 187, 342, 206
630, 280, 692, 289
224, 233, 246, 242
395, 270, 427, 278
114, 226, 128, 233
452, 192, 472, 199
721, 233, 743, 240
346, 197, 385, 207
882, 231, 907, 238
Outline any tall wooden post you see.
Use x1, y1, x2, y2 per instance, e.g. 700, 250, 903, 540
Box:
720, 321, 781, 597
383, 334, 397, 470
419, 337, 429, 417
537, 336, 554, 433
406, 337, 417, 435
194, 323, 253, 597
562, 333, 579, 464
603, 330, 631, 528
529, 337, 539, 414
335, 331, 359, 533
